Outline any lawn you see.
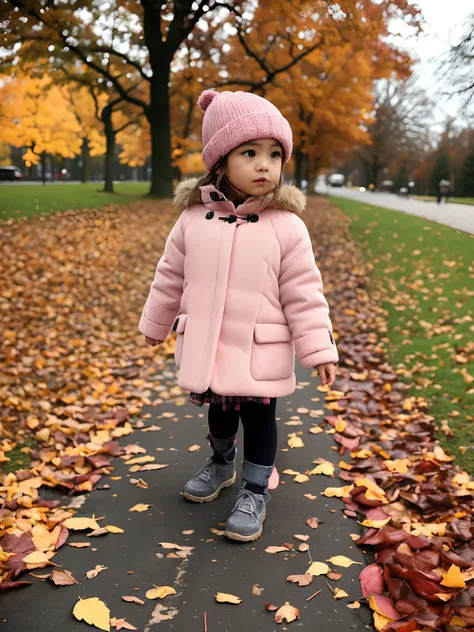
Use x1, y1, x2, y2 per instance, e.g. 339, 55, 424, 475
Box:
331, 196, 474, 474
413, 195, 474, 205
0, 182, 151, 220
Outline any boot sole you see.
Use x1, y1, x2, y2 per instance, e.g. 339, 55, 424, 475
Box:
225, 513, 266, 543
183, 472, 236, 503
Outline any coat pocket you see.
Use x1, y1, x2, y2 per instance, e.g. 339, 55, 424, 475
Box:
250, 323, 294, 381
173, 314, 187, 368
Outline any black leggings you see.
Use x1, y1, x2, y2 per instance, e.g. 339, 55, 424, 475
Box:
208, 399, 277, 466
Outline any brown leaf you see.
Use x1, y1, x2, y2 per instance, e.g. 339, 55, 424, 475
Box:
306, 517, 320, 529
49, 569, 78, 586
110, 617, 138, 630
122, 596, 145, 605
86, 565, 108, 579
274, 602, 300, 624
252, 584, 263, 596
287, 574, 313, 587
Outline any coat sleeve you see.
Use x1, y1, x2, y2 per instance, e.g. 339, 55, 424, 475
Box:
279, 216, 339, 368
138, 212, 186, 341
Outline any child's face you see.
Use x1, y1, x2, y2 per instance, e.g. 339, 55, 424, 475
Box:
225, 138, 283, 197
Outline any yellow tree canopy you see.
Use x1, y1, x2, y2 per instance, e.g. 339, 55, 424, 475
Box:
0, 74, 83, 165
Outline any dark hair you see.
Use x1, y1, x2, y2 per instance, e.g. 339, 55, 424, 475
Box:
190, 152, 284, 206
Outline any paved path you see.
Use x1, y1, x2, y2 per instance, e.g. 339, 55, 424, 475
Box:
316, 185, 474, 235
2, 361, 373, 632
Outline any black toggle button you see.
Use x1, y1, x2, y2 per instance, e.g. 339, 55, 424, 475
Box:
205, 211, 214, 220
247, 214, 259, 223
210, 191, 224, 202
219, 214, 237, 223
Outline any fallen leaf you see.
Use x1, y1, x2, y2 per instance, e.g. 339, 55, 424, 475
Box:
306, 562, 331, 577
347, 601, 361, 609
265, 602, 278, 611
69, 542, 91, 548
298, 543, 310, 552
110, 617, 137, 631
265, 546, 290, 554
188, 445, 200, 452
122, 596, 145, 605
294, 474, 310, 483
307, 562, 330, 576
327, 571, 342, 581
63, 517, 100, 531
322, 485, 354, 498
333, 587, 349, 599
306, 517, 320, 529
274, 602, 300, 624
73, 597, 110, 631
22, 551, 52, 566
129, 504, 152, 512
216, 592, 242, 604
124, 455, 155, 465
86, 565, 108, 579
309, 461, 335, 477
105, 525, 124, 534
252, 584, 263, 595
288, 434, 304, 448
327, 555, 362, 568
440, 564, 466, 588
294, 534, 310, 541
182, 530, 195, 535
287, 574, 313, 587
304, 493, 317, 500
50, 569, 78, 585
146, 586, 177, 599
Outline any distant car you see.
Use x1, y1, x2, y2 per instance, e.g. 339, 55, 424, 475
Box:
0, 166, 22, 181
327, 173, 345, 187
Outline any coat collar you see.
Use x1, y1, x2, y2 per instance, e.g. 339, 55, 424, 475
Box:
173, 177, 306, 214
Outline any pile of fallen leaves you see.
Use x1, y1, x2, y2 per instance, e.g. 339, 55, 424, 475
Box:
305, 197, 474, 632
0, 201, 181, 596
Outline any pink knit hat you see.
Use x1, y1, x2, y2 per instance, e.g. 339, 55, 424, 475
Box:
197, 90, 293, 171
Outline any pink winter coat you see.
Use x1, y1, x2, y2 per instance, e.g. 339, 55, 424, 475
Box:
138, 178, 339, 397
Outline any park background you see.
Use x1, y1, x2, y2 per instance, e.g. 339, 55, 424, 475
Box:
1, 2, 474, 632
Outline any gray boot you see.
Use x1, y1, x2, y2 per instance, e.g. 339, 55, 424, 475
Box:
183, 435, 236, 503
225, 460, 273, 542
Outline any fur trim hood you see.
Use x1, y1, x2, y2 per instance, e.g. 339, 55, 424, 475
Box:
173, 177, 306, 214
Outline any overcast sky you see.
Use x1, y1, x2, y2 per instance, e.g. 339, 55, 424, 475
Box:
392, 0, 471, 124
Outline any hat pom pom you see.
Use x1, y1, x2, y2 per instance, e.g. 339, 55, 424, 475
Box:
197, 89, 218, 112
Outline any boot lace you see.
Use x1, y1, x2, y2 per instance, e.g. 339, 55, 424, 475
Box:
235, 489, 258, 517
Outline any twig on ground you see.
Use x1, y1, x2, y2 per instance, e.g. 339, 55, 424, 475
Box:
306, 589, 322, 602
204, 611, 208, 632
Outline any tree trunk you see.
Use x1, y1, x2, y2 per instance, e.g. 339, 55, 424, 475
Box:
102, 105, 116, 193
41, 152, 47, 185
148, 64, 173, 198
294, 148, 303, 188
81, 137, 90, 183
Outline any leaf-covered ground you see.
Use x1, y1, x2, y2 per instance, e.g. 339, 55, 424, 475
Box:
1, 196, 473, 631
331, 197, 474, 474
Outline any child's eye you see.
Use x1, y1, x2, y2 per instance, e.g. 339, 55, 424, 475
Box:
271, 151, 282, 159
242, 149, 256, 157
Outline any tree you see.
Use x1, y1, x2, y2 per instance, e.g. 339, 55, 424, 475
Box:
444, 11, 474, 107
461, 150, 474, 196
2, 0, 328, 198
355, 78, 431, 188
430, 151, 451, 194
0, 74, 83, 182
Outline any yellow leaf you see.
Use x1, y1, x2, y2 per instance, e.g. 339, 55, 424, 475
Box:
22, 551, 52, 565
441, 564, 466, 588
63, 517, 100, 531
309, 461, 335, 477
433, 446, 454, 462
323, 485, 354, 498
288, 434, 304, 448
129, 504, 152, 512
215, 592, 242, 604
335, 419, 347, 433
360, 518, 391, 529
334, 588, 349, 599
188, 444, 201, 452
124, 455, 155, 465
450, 615, 467, 627
309, 426, 323, 434
283, 469, 300, 476
294, 474, 310, 483
73, 597, 110, 631
373, 612, 392, 631
348, 601, 361, 609
384, 459, 410, 474
307, 562, 330, 576
327, 556, 362, 568
105, 525, 124, 534
146, 586, 177, 600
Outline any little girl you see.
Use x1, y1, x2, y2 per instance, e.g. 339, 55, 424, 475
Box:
139, 89, 338, 542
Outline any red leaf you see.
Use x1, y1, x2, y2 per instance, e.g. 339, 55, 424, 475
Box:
0, 581, 32, 591
359, 563, 385, 598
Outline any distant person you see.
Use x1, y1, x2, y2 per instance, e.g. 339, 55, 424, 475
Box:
139, 89, 338, 543
437, 179, 450, 204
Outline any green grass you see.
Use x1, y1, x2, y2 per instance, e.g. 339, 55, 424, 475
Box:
331, 197, 474, 473
413, 195, 474, 206
0, 182, 151, 220
3, 437, 38, 475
